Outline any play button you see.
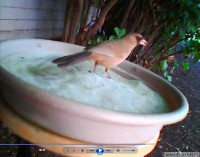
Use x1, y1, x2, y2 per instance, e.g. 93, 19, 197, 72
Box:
96, 146, 104, 155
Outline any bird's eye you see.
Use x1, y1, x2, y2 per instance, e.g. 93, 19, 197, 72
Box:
136, 36, 143, 42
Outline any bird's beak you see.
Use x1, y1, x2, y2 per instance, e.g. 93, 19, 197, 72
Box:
139, 39, 147, 47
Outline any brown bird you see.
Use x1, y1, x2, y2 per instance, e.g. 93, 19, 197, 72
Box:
52, 33, 147, 78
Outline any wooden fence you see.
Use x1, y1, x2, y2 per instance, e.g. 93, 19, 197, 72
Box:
0, 0, 67, 41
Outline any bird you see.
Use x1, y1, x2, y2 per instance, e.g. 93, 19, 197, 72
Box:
52, 33, 147, 78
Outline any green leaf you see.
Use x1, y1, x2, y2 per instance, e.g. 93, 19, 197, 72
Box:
186, 21, 192, 31
181, 61, 190, 71
191, 26, 197, 33
103, 31, 106, 36
193, 53, 200, 63
190, 40, 199, 47
183, 48, 189, 56
167, 75, 172, 82
160, 60, 168, 71
156, 64, 161, 71
173, 59, 179, 67
88, 40, 93, 45
118, 29, 126, 38
164, 70, 168, 77
97, 36, 103, 43
179, 29, 185, 38
185, 40, 190, 47
114, 27, 120, 36
167, 49, 173, 55
184, 11, 189, 19
109, 35, 116, 40
190, 51, 196, 57
163, 70, 172, 82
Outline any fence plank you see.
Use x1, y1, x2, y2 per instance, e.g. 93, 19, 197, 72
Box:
0, 7, 65, 20
0, 0, 67, 11
0, 28, 63, 41
0, 20, 64, 31
0, 0, 67, 41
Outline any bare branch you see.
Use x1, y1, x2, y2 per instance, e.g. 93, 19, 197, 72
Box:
77, 0, 92, 44
62, 0, 74, 42
165, 50, 183, 58
120, 0, 136, 28
68, 0, 84, 44
129, 1, 140, 32
149, 0, 156, 20
162, 38, 184, 54
138, 9, 150, 34
82, 0, 117, 46
135, 0, 146, 32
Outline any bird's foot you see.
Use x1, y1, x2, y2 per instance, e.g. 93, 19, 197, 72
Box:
105, 68, 112, 79
106, 72, 112, 79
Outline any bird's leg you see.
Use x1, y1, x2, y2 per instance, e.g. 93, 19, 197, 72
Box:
93, 61, 99, 72
105, 68, 111, 79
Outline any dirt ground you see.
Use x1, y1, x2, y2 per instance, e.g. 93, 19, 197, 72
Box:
147, 56, 200, 156
0, 56, 199, 157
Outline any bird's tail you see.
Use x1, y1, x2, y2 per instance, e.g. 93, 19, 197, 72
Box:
52, 51, 92, 67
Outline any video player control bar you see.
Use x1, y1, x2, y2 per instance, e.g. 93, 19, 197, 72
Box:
63, 146, 137, 155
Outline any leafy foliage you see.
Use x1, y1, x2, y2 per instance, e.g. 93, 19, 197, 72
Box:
88, 27, 126, 45
104, 0, 199, 81
181, 61, 190, 71
109, 27, 126, 40
62, 0, 200, 81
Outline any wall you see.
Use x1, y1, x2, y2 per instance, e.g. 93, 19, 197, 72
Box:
0, 0, 67, 41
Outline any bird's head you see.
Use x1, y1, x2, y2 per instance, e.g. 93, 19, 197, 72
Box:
127, 33, 147, 47
135, 34, 147, 47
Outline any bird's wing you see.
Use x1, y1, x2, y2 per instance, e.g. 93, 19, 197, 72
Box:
87, 40, 123, 58
52, 51, 92, 67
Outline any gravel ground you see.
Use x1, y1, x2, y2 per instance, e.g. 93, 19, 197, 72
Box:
0, 56, 199, 157
147, 56, 200, 156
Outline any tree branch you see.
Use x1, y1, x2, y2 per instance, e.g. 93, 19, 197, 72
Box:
126, 1, 139, 32
82, 0, 117, 46
68, 0, 84, 44
138, 9, 150, 34
165, 50, 183, 58
62, 0, 74, 42
135, 0, 146, 32
120, 0, 136, 28
162, 38, 184, 54
77, 0, 92, 45
149, 0, 156, 20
